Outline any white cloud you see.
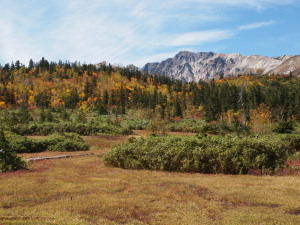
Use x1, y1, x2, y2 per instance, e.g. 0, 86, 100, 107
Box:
170, 30, 233, 46
0, 7, 43, 64
187, 0, 296, 11
238, 21, 275, 30
134, 52, 179, 67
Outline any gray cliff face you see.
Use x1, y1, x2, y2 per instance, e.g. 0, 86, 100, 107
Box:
141, 51, 294, 82
268, 55, 300, 76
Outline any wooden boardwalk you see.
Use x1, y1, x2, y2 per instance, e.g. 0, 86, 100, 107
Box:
26, 153, 95, 161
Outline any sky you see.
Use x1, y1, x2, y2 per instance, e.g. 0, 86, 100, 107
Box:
0, 0, 300, 67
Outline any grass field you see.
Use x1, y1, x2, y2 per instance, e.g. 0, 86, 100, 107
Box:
1, 131, 300, 225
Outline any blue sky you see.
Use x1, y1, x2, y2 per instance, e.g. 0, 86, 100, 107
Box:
0, 0, 299, 67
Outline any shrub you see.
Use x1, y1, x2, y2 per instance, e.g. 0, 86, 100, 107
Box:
4, 132, 89, 153
104, 134, 291, 174
121, 119, 150, 130
11, 122, 132, 136
167, 119, 205, 132
166, 120, 234, 134
46, 133, 89, 152
5, 132, 46, 153
273, 121, 295, 134
196, 124, 221, 135
278, 134, 300, 151
0, 131, 27, 172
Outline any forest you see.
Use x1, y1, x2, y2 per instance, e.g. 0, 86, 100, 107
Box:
1, 57, 300, 173
0, 57, 299, 125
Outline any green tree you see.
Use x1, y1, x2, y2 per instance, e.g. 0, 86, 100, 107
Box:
0, 130, 27, 172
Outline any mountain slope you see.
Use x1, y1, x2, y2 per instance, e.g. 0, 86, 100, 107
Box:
268, 55, 300, 76
141, 51, 292, 82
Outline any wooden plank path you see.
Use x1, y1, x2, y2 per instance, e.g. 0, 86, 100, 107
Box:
26, 153, 95, 161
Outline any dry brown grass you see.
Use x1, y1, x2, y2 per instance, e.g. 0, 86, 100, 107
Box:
1, 131, 300, 224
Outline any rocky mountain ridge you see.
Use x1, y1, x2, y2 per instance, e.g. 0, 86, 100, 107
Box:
268, 55, 300, 76
141, 51, 297, 82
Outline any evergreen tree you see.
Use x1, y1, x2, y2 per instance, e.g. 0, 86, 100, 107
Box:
28, 59, 34, 70
0, 130, 27, 172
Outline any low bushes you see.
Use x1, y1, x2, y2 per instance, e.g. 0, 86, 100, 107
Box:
45, 133, 89, 152
5, 132, 89, 153
0, 149, 27, 172
273, 121, 295, 134
5, 132, 47, 153
121, 119, 150, 130
10, 122, 132, 136
0, 131, 89, 172
276, 134, 300, 150
0, 131, 27, 172
167, 119, 205, 132
166, 120, 234, 134
104, 134, 296, 174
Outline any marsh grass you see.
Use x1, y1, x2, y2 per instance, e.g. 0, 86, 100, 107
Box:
1, 133, 300, 224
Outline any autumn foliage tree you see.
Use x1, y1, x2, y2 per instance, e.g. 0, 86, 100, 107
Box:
250, 103, 272, 134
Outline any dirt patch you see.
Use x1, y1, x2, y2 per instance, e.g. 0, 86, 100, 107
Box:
248, 169, 264, 175
212, 197, 281, 209
0, 160, 51, 178
276, 167, 300, 176
166, 131, 195, 136
286, 209, 300, 215
187, 184, 214, 199
78, 204, 152, 224
286, 159, 300, 168
0, 169, 31, 178
0, 216, 55, 221
131, 130, 195, 137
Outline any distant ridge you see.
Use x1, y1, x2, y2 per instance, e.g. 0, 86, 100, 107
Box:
141, 51, 296, 82
268, 55, 300, 76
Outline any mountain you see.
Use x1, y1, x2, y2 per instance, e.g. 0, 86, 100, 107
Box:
141, 51, 294, 82
268, 55, 300, 76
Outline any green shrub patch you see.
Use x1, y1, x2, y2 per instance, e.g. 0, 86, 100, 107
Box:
10, 122, 132, 136
45, 133, 89, 152
5, 132, 89, 153
121, 119, 150, 130
104, 134, 296, 174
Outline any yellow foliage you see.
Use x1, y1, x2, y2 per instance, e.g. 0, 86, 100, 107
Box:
250, 103, 273, 133
0, 101, 6, 108
79, 92, 85, 99
28, 96, 35, 106
79, 101, 90, 112
51, 99, 64, 108
221, 109, 234, 124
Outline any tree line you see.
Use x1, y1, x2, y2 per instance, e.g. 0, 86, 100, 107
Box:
0, 58, 299, 125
